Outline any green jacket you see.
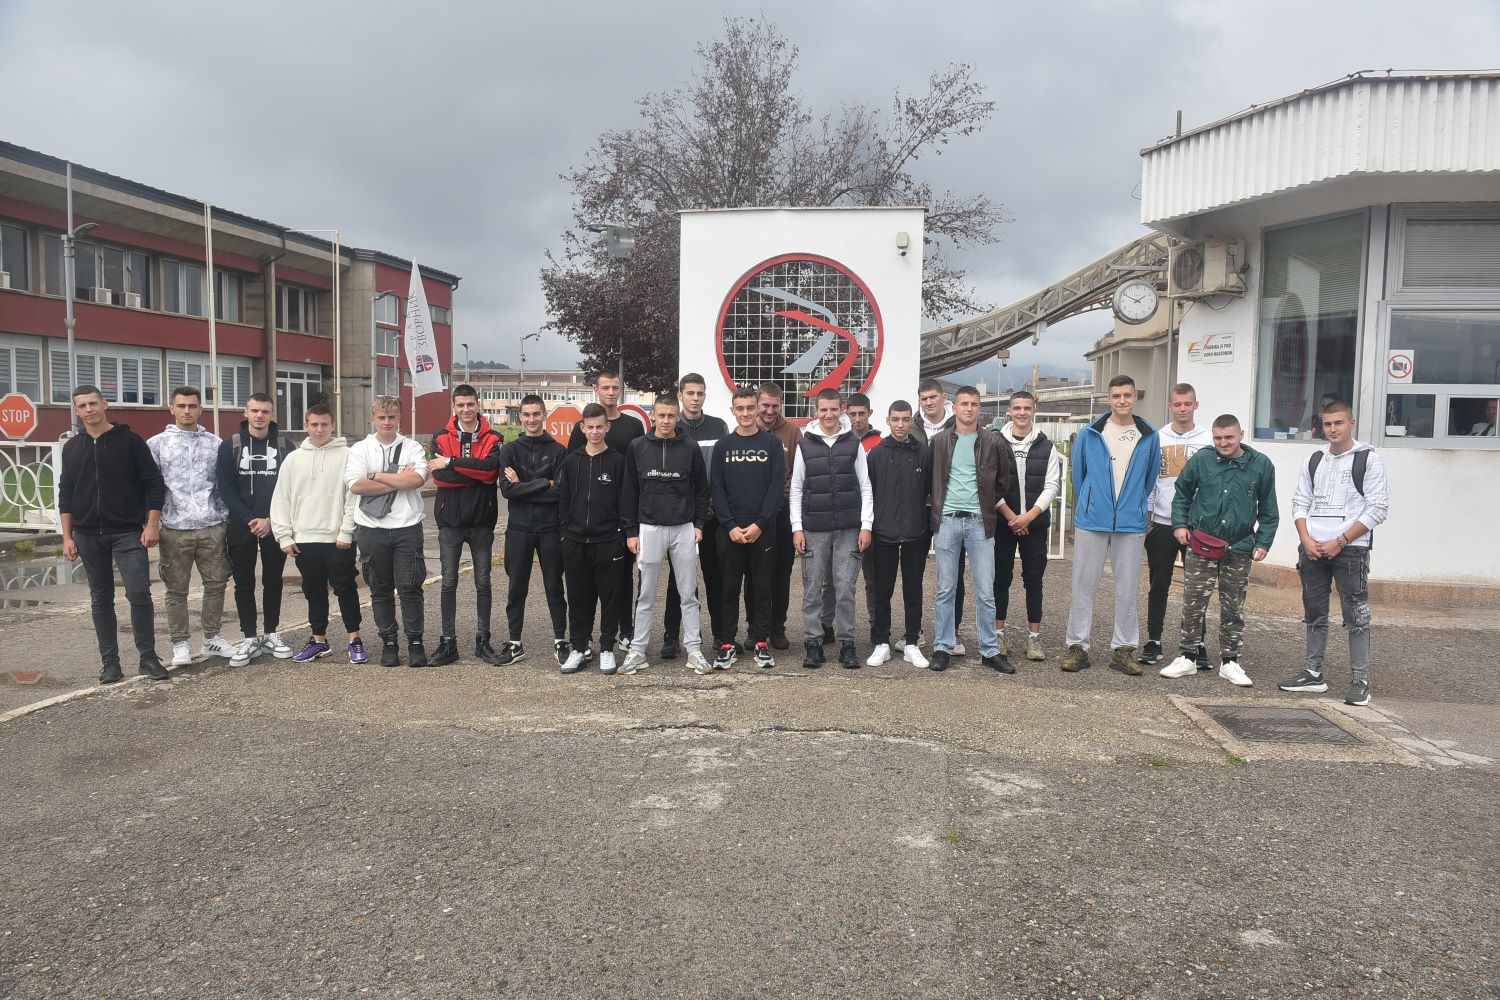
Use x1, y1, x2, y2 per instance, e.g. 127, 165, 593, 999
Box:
1171, 444, 1279, 555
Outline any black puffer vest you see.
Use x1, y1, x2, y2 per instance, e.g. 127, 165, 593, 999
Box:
798, 431, 862, 533
1001, 432, 1054, 524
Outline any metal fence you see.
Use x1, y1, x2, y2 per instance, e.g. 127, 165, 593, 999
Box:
0, 439, 62, 532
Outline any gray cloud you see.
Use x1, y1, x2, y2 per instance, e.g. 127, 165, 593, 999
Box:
3, 0, 1496, 378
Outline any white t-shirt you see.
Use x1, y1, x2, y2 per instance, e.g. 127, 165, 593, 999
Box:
1150, 424, 1212, 524
1102, 419, 1140, 500
343, 433, 430, 529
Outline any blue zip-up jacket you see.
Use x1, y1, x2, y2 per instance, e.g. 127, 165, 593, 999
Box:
1072, 413, 1160, 533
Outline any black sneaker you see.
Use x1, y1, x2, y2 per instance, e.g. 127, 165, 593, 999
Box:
430, 637, 459, 666
1344, 680, 1372, 707
380, 641, 401, 667
983, 653, 1015, 674
929, 649, 951, 672
839, 641, 859, 669
1277, 669, 1328, 693
1195, 643, 1212, 671
1139, 640, 1163, 666
138, 652, 170, 681
802, 641, 825, 669
754, 642, 775, 669
771, 628, 790, 650
554, 639, 571, 666
476, 635, 499, 664
407, 640, 429, 668
99, 660, 124, 685
496, 640, 525, 665
660, 634, 680, 660
821, 624, 835, 646
714, 642, 737, 670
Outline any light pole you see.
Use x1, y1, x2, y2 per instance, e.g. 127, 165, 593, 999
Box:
370, 289, 399, 415
460, 342, 470, 384
518, 331, 541, 426
584, 222, 635, 383
286, 229, 342, 430
60, 162, 99, 434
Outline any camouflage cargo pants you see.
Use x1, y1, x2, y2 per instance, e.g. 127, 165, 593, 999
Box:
1178, 551, 1253, 662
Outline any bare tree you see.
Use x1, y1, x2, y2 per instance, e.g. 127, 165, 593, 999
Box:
542, 15, 1004, 390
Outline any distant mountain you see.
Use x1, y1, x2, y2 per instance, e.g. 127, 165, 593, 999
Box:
945, 359, 1091, 391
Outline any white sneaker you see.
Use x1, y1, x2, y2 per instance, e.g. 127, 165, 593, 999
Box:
951, 642, 967, 657
866, 643, 892, 667
262, 633, 293, 659
201, 635, 236, 658
229, 636, 262, 667
171, 641, 193, 666
598, 651, 618, 675
1219, 659, 1253, 687
687, 649, 713, 675
903, 644, 929, 669
559, 650, 586, 674
616, 635, 633, 654
1159, 655, 1198, 679
619, 651, 648, 675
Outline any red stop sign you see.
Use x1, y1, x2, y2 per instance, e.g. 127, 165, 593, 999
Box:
544, 405, 581, 446
0, 393, 37, 440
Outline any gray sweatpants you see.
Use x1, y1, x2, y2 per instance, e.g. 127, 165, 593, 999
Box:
632, 522, 701, 655
802, 528, 862, 644
1065, 528, 1146, 652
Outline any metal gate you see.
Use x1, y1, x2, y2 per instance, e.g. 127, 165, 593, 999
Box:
0, 439, 62, 531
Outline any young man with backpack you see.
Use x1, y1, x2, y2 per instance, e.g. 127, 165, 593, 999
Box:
1280, 400, 1389, 706
865, 400, 930, 669
1141, 383, 1213, 668
1158, 414, 1278, 686
1062, 375, 1161, 676
271, 404, 366, 664
425, 384, 503, 665
620, 395, 712, 675
216, 392, 296, 667
992, 390, 1062, 663
557, 403, 630, 675
710, 386, 785, 670
495, 394, 570, 666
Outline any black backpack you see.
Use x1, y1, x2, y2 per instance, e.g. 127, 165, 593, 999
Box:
1307, 449, 1372, 547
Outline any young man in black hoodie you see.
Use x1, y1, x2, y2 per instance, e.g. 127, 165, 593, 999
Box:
661, 372, 729, 659
556, 403, 630, 675
710, 386, 784, 670
866, 400, 931, 669
216, 392, 297, 667
496, 394, 569, 666
59, 386, 170, 683
620, 395, 712, 676
425, 384, 502, 665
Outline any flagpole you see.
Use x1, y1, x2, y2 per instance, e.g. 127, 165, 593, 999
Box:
205, 203, 219, 435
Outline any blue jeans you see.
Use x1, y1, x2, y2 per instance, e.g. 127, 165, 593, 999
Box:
934, 513, 998, 657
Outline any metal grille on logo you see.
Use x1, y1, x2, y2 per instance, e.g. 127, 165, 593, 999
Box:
715, 254, 883, 424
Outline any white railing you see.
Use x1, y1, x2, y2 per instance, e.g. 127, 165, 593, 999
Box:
0, 439, 63, 531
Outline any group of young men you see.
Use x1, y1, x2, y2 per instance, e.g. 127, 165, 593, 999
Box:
57, 368, 1389, 706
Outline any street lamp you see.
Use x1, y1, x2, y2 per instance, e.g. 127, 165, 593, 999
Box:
60, 163, 99, 434
460, 341, 470, 384
370, 289, 399, 412
584, 222, 636, 382
519, 331, 541, 387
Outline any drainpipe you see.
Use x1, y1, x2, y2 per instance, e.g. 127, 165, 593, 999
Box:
262, 248, 287, 408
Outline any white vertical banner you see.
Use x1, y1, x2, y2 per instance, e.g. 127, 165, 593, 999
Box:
404, 259, 445, 397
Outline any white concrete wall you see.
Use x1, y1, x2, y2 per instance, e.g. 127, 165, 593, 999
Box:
679, 207, 925, 428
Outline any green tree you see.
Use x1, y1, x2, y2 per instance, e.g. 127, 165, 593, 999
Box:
542, 15, 1004, 391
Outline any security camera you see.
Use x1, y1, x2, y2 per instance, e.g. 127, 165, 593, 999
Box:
998, 349, 1010, 368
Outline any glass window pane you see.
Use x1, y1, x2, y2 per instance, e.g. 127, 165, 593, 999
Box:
15, 347, 41, 401
122, 358, 139, 404
183, 263, 204, 317
1255, 214, 1364, 439
1383, 394, 1435, 439
1, 225, 28, 291
74, 241, 97, 296
101, 246, 125, 295
43, 234, 62, 294
76, 354, 96, 387
1403, 220, 1500, 288
127, 252, 150, 306
98, 356, 119, 402
0, 349, 10, 393
1389, 311, 1500, 385
1450, 397, 1498, 436
141, 358, 161, 406
163, 260, 181, 313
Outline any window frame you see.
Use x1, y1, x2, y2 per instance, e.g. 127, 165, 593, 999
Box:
275, 282, 318, 334
0, 334, 45, 402
162, 257, 206, 316
50, 341, 163, 407
1390, 204, 1500, 302
0, 222, 30, 292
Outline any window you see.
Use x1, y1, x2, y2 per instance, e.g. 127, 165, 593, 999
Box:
214, 270, 242, 323
430, 304, 452, 325
1, 223, 29, 291
374, 364, 399, 397
50, 342, 161, 406
166, 352, 251, 408
276, 366, 323, 430
0, 337, 44, 401
275, 283, 317, 333
1384, 311, 1500, 442
1401, 219, 1500, 289
163, 259, 205, 316
38, 235, 149, 305
375, 294, 402, 325
375, 327, 399, 356
1254, 213, 1365, 440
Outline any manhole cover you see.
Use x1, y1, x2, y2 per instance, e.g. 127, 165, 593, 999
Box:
1199, 704, 1367, 746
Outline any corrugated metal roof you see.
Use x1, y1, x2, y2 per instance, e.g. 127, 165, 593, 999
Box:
1140, 72, 1500, 226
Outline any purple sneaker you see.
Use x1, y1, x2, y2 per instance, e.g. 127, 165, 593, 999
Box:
293, 639, 332, 662
347, 638, 369, 664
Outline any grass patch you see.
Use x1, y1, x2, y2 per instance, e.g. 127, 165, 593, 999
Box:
944, 825, 963, 846
1147, 755, 1169, 768
1226, 753, 1248, 766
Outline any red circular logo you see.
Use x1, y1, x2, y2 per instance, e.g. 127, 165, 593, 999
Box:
715, 253, 884, 424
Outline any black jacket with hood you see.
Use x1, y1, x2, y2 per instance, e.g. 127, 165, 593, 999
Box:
557, 445, 628, 544
59, 422, 166, 535
868, 433, 931, 543
622, 430, 710, 537
497, 432, 568, 532
215, 420, 296, 536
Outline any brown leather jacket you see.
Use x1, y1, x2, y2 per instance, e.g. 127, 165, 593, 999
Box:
928, 426, 1013, 538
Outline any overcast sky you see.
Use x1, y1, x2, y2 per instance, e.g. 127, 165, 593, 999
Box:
3, 0, 1497, 386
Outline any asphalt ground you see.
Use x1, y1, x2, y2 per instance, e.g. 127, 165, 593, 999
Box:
1, 507, 1496, 998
